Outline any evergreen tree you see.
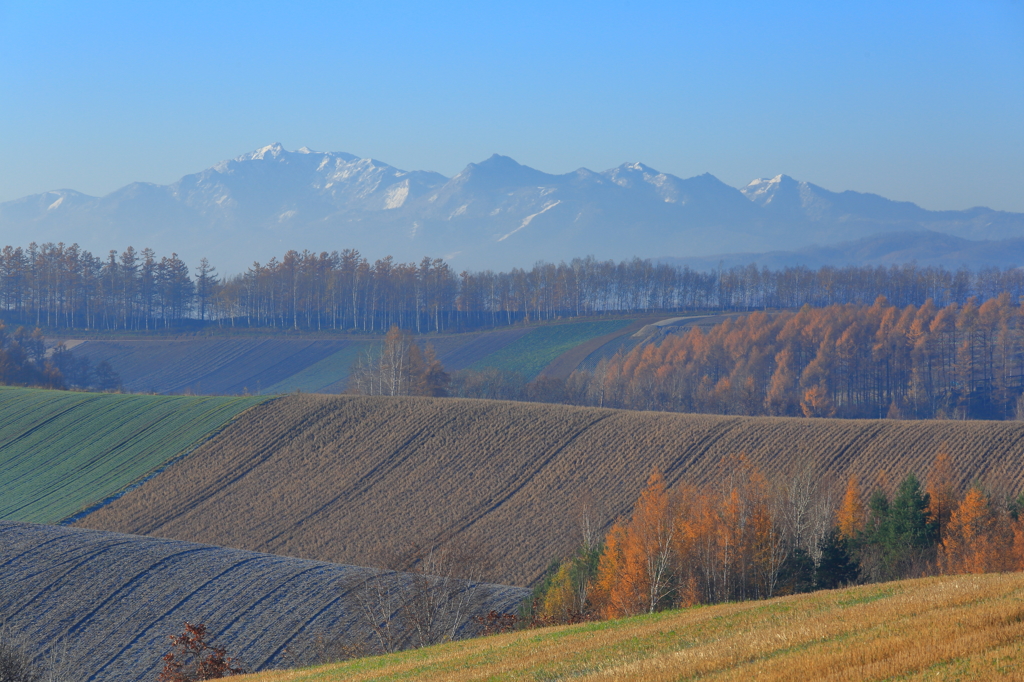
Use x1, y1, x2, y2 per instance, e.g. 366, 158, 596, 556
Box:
864, 474, 936, 578
815, 528, 859, 589
776, 547, 815, 595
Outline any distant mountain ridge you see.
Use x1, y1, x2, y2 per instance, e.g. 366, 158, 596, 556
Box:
2, 143, 1021, 274
663, 230, 1024, 271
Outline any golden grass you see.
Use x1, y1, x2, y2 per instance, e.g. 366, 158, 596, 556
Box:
240, 573, 1024, 681
78, 395, 1024, 585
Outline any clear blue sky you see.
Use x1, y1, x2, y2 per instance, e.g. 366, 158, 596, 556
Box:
1, 1, 1022, 211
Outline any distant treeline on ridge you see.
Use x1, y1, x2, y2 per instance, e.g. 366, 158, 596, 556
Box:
4, 242, 1024, 332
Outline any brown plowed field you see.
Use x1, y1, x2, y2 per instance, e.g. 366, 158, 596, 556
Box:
78, 396, 1024, 585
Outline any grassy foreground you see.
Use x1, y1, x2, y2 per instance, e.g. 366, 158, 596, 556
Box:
243, 573, 1024, 681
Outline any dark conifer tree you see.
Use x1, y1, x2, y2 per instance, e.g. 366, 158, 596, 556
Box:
815, 528, 860, 589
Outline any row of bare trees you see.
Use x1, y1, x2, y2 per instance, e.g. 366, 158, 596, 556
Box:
5, 242, 1024, 332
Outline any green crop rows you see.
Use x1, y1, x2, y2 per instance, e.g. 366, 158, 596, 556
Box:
263, 342, 376, 394
0, 387, 266, 523
469, 319, 634, 379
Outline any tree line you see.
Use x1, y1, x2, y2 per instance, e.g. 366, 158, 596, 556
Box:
0, 321, 120, 392
526, 453, 1024, 624
6, 242, 1024, 332
565, 294, 1024, 420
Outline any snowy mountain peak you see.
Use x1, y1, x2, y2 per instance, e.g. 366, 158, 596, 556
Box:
246, 143, 286, 161
1, 147, 1019, 275
741, 174, 805, 206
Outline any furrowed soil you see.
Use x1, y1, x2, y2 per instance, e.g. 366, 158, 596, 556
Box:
0, 521, 526, 682
242, 573, 1024, 682
70, 338, 365, 394
0, 387, 265, 523
78, 395, 1024, 585
68, 319, 635, 395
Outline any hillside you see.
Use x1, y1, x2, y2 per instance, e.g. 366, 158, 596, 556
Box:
242, 573, 1024, 681
0, 522, 527, 682
76, 394, 1024, 585
0, 387, 265, 523
65, 319, 641, 395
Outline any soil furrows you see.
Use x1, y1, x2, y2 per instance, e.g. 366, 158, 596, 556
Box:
78, 395, 1024, 585
189, 340, 351, 395
434, 328, 534, 370
0, 522, 527, 682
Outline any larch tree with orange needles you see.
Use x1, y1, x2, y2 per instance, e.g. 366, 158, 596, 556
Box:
926, 451, 956, 541
837, 476, 865, 541
593, 470, 676, 617
940, 487, 1011, 574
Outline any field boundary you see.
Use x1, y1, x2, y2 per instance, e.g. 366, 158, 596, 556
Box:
62, 396, 276, 525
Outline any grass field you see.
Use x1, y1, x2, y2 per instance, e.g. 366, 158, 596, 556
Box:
0, 521, 527, 682
242, 573, 1024, 681
468, 320, 635, 379
77, 395, 1024, 585
0, 387, 265, 523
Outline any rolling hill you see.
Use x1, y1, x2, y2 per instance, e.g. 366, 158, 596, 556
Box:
0, 386, 265, 523
76, 394, 1024, 585
241, 573, 1024, 682
0, 522, 527, 682
62, 318, 646, 395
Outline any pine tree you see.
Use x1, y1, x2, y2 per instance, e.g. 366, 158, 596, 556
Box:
814, 528, 859, 589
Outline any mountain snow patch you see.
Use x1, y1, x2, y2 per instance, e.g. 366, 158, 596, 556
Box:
498, 201, 561, 242
384, 183, 409, 209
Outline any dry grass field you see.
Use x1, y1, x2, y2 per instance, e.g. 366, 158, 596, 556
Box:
77, 395, 1024, 585
0, 521, 526, 682
241, 572, 1024, 682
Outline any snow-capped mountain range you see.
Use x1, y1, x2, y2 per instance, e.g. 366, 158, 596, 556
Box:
2, 143, 1022, 274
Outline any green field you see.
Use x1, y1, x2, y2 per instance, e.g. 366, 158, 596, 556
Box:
469, 320, 634, 379
262, 342, 377, 394
243, 573, 1024, 682
0, 387, 266, 523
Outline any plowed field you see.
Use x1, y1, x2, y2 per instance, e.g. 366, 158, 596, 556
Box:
78, 395, 1024, 585
69, 320, 638, 395
0, 522, 526, 682
0, 387, 265, 523
71, 338, 367, 394
467, 320, 634, 379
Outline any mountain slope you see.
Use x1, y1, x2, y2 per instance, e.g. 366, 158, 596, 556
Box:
663, 230, 1024, 270
3, 145, 1020, 273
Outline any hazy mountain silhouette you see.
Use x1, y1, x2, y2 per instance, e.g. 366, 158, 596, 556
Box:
2, 144, 1021, 273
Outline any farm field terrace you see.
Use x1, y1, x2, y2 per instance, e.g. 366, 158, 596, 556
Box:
466, 319, 635, 379
62, 318, 649, 395
77, 394, 1024, 585
0, 386, 265, 523
0, 521, 527, 682
242, 572, 1024, 682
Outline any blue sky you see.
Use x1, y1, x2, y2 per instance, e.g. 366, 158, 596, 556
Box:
1, 1, 1022, 210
